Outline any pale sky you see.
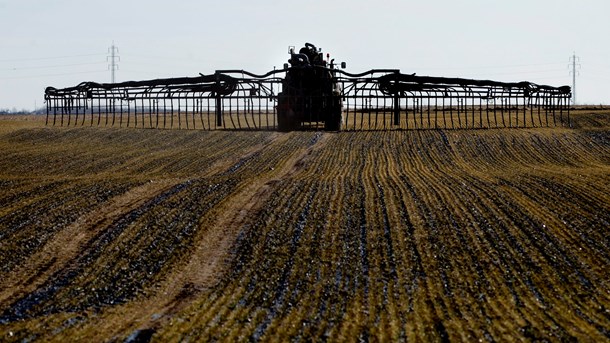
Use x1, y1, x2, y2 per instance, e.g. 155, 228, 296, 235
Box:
1, 0, 609, 110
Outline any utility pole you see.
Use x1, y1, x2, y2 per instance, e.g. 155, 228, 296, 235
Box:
568, 52, 580, 105
108, 42, 120, 83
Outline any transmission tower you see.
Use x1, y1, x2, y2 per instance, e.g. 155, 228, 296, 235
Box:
568, 52, 580, 105
107, 42, 120, 83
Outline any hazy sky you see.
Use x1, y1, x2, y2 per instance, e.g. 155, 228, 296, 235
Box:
1, 0, 609, 110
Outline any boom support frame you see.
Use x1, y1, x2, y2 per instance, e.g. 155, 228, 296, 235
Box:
45, 68, 571, 130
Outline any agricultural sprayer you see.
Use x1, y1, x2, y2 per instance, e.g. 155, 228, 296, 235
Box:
45, 43, 572, 131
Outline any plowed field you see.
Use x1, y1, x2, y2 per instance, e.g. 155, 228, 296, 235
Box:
0, 111, 609, 342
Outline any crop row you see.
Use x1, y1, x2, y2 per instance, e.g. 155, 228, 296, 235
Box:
0, 128, 279, 179
160, 128, 610, 342
0, 125, 320, 341
0, 179, 138, 274
0, 113, 608, 341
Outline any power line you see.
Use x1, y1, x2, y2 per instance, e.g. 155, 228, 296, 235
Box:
0, 53, 106, 63
0, 70, 107, 80
569, 52, 581, 105
410, 61, 566, 72
107, 42, 120, 83
0, 61, 106, 72
470, 68, 568, 77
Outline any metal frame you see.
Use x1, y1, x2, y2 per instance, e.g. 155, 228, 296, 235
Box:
45, 68, 571, 130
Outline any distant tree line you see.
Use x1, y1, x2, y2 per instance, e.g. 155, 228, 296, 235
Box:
0, 108, 46, 115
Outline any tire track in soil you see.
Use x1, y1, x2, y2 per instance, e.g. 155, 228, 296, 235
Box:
0, 179, 195, 323
86, 132, 331, 340
169, 135, 332, 341
0, 132, 283, 327
3, 115, 609, 341
0, 179, 178, 310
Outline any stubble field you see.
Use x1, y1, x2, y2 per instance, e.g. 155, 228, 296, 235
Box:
0, 110, 608, 342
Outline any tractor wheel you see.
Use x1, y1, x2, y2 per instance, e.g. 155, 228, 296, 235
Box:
278, 108, 299, 132
324, 112, 342, 131
324, 97, 343, 131
277, 93, 302, 131
277, 94, 293, 131
277, 107, 287, 131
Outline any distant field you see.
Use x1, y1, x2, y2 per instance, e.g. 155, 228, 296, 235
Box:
0, 110, 608, 342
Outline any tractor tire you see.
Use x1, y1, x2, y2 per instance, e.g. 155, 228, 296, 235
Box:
277, 94, 297, 132
277, 107, 299, 132
277, 112, 292, 132
324, 112, 342, 131
324, 97, 343, 131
